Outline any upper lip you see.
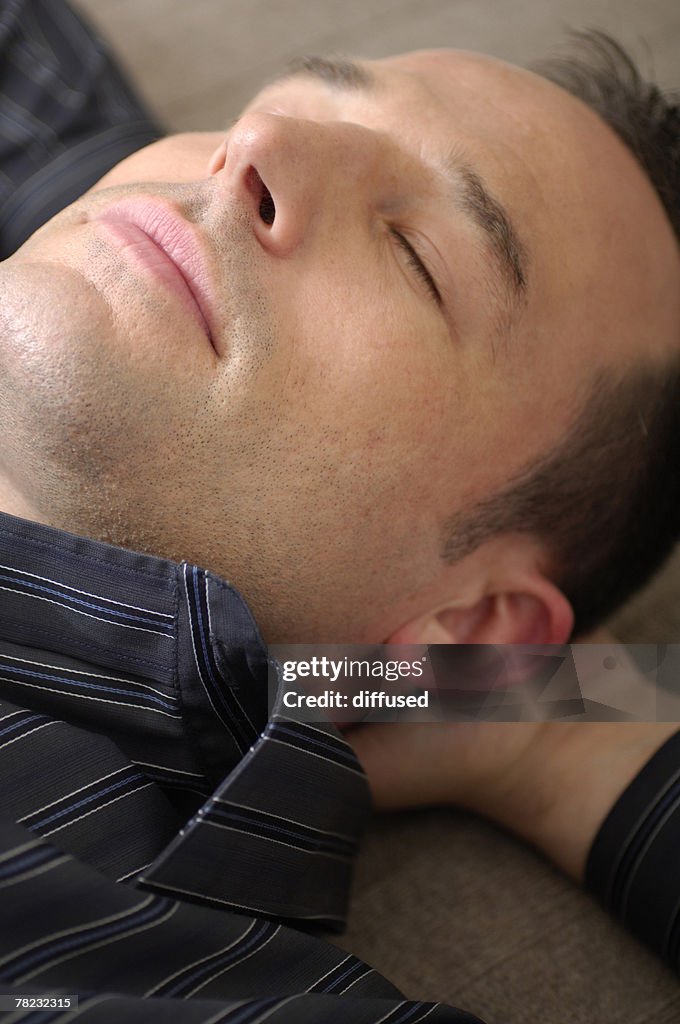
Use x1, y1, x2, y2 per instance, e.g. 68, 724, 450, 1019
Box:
94, 200, 219, 353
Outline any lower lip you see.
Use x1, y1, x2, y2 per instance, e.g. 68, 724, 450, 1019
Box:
95, 218, 214, 347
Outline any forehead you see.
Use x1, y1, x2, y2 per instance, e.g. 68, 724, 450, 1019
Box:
374, 50, 679, 360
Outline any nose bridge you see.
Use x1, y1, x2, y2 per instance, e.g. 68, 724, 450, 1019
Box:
231, 110, 384, 186
224, 111, 389, 256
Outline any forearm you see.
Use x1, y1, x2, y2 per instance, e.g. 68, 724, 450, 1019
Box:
478, 722, 680, 881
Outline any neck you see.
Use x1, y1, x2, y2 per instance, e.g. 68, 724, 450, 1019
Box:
0, 473, 39, 523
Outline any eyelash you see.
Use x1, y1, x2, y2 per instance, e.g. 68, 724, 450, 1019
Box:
392, 230, 442, 306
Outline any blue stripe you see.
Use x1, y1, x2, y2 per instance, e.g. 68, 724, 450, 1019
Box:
192, 567, 215, 685
207, 807, 353, 854
0, 713, 46, 738
0, 572, 173, 630
31, 772, 146, 829
0, 845, 58, 881
188, 567, 251, 751
216, 997, 282, 1024
321, 959, 365, 993
269, 724, 358, 764
1, 662, 177, 712
390, 1002, 428, 1024
163, 920, 274, 996
6, 897, 172, 979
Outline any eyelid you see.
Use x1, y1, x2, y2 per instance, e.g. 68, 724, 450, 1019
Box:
392, 229, 442, 306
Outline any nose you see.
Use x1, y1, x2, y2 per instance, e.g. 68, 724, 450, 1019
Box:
214, 112, 387, 257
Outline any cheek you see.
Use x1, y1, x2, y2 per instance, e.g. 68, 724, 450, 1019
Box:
88, 133, 226, 192
283, 292, 457, 480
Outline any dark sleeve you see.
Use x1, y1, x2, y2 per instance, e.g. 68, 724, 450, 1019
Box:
585, 728, 680, 967
0, 0, 163, 259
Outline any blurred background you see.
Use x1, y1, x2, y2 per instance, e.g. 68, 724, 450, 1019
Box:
75, 0, 679, 131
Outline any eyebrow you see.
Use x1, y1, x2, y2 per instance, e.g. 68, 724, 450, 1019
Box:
271, 55, 529, 316
280, 54, 377, 91
447, 156, 529, 317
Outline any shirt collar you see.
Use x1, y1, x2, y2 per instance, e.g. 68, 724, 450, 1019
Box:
0, 510, 266, 680
0, 510, 371, 927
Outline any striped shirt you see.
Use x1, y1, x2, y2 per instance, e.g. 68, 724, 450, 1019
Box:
0, 510, 484, 1023
0, 0, 163, 260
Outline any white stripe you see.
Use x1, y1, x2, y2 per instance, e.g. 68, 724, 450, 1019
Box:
0, 562, 173, 617
205, 573, 214, 635
411, 1005, 439, 1023
116, 862, 152, 883
0, 709, 28, 725
265, 735, 366, 777
0, 675, 181, 719
337, 964, 374, 994
663, 889, 680, 954
605, 763, 680, 908
39, 783, 155, 838
17, 904, 179, 983
184, 566, 210, 694
0, 584, 173, 638
184, 567, 244, 745
0, 854, 70, 890
0, 894, 158, 968
0, 720, 58, 751
211, 796, 355, 843
202, 1002, 248, 1024
17, 765, 129, 821
186, 925, 280, 997
271, 713, 346, 743
619, 787, 680, 918
0, 650, 176, 701
240, 995, 301, 1024
144, 918, 258, 996
135, 877, 307, 919
375, 1003, 410, 1024
204, 575, 258, 738
195, 817, 350, 861
132, 760, 204, 778
0, 838, 42, 866
305, 953, 353, 992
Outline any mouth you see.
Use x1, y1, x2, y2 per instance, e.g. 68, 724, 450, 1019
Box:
94, 201, 218, 353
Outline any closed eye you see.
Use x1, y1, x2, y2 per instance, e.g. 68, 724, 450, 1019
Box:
392, 230, 442, 306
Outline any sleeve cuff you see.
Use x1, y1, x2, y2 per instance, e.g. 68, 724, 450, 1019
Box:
585, 727, 680, 964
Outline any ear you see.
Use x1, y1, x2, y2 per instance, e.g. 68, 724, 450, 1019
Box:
386, 574, 574, 645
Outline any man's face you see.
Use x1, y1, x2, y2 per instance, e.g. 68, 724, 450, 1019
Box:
0, 49, 678, 642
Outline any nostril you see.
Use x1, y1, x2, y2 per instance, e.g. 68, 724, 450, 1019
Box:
259, 185, 276, 226
245, 165, 276, 226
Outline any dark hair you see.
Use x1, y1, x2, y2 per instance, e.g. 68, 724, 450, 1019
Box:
442, 31, 680, 636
